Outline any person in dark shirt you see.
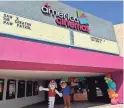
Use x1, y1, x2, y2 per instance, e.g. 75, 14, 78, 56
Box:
60, 80, 71, 108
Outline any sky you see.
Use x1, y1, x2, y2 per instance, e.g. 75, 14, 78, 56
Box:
62, 1, 123, 24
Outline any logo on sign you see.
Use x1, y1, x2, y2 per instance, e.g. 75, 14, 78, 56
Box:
77, 10, 88, 24
41, 3, 89, 33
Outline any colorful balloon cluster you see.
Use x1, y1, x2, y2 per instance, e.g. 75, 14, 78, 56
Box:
104, 74, 119, 105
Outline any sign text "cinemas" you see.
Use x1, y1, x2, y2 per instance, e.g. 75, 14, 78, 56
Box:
41, 4, 89, 33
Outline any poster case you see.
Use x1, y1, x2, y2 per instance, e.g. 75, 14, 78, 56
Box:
6, 79, 16, 99
33, 81, 39, 96
17, 80, 25, 98
26, 81, 33, 97
0, 79, 4, 100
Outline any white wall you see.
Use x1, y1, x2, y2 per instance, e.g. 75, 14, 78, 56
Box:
0, 77, 46, 108
114, 24, 124, 57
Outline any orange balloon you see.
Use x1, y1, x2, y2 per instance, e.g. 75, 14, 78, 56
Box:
108, 89, 118, 99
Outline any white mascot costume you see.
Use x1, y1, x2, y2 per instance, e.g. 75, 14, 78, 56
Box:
39, 80, 62, 108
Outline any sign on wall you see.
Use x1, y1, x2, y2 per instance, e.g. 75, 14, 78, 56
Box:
0, 12, 119, 55
6, 79, 16, 99
17, 80, 25, 98
26, 81, 32, 97
0, 12, 70, 45
0, 79, 4, 100
41, 3, 89, 33
73, 31, 119, 55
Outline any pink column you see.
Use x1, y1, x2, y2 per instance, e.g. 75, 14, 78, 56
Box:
112, 71, 124, 104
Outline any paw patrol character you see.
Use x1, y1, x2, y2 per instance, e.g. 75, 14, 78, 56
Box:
39, 80, 62, 108
60, 80, 71, 108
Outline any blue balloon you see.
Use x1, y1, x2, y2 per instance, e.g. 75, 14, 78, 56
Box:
107, 80, 116, 91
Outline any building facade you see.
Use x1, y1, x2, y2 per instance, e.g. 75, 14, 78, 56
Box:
0, 1, 123, 108
114, 23, 124, 57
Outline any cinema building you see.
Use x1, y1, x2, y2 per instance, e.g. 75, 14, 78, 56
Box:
0, 1, 123, 108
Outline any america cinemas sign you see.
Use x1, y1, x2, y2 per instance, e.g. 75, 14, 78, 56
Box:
41, 3, 89, 33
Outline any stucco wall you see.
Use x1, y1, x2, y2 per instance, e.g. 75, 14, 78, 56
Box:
0, 1, 116, 41
112, 71, 124, 103
114, 24, 123, 57
0, 76, 45, 108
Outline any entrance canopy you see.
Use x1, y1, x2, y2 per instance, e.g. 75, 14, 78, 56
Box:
0, 36, 123, 74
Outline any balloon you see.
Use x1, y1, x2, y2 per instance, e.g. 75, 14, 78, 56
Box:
107, 81, 116, 91
104, 76, 118, 105
105, 77, 112, 84
104, 77, 107, 80
111, 99, 118, 105
62, 77, 69, 82
108, 89, 118, 99
78, 77, 86, 81
71, 81, 74, 86
106, 74, 112, 79
74, 78, 79, 82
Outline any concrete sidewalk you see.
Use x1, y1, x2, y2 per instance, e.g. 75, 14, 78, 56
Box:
23, 101, 123, 108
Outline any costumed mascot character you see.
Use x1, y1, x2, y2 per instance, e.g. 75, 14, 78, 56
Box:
39, 80, 62, 108
60, 80, 71, 108
104, 74, 119, 105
